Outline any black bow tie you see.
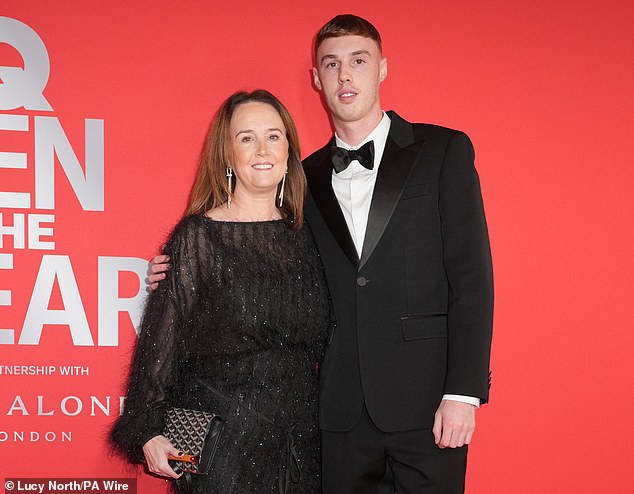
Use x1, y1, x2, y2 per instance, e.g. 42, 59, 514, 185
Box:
330, 140, 375, 173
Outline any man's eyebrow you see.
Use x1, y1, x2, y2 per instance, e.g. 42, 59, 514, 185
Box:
320, 50, 371, 64
320, 54, 338, 64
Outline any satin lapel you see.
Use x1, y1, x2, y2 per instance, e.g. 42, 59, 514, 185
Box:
306, 146, 359, 266
359, 114, 424, 270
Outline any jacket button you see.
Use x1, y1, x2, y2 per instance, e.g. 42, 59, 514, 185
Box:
356, 276, 368, 287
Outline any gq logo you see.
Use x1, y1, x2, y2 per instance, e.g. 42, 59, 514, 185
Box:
0, 16, 104, 211
0, 16, 52, 110
0, 17, 147, 347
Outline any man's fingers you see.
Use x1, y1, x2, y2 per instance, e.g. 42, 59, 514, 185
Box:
152, 254, 170, 264
149, 263, 170, 275
439, 425, 452, 448
432, 412, 443, 445
148, 255, 170, 275
433, 400, 476, 449
149, 272, 166, 282
460, 424, 475, 447
443, 420, 472, 448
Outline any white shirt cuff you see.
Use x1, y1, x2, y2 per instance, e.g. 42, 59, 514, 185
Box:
442, 394, 480, 408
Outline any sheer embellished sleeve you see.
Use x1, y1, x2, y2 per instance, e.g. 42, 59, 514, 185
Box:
110, 215, 210, 462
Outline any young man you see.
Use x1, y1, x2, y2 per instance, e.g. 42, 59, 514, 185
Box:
150, 14, 493, 493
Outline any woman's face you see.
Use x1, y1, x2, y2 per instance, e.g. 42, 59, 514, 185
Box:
229, 101, 289, 201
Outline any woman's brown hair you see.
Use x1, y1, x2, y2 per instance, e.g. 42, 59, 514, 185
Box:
187, 90, 306, 229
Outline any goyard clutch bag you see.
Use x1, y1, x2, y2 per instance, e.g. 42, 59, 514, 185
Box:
163, 406, 223, 474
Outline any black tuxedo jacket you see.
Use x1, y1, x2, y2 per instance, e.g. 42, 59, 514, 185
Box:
303, 111, 494, 433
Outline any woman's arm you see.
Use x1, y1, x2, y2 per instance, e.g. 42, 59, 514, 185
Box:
110, 217, 205, 474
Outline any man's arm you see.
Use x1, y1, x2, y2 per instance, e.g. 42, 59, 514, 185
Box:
432, 131, 494, 448
439, 130, 493, 399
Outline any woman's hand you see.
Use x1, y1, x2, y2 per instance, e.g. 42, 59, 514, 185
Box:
142, 435, 183, 478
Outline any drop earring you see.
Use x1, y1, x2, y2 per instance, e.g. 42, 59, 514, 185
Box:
226, 167, 233, 209
278, 170, 287, 207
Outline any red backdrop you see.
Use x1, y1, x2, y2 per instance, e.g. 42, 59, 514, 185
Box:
1, 1, 633, 492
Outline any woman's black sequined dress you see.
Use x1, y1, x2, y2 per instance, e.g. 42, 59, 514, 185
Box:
111, 215, 331, 493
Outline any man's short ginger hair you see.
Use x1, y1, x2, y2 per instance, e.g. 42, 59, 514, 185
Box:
314, 14, 382, 57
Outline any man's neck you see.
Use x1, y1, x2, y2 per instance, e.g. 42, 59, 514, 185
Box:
333, 109, 384, 147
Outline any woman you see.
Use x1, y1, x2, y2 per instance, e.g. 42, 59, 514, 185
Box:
111, 90, 330, 493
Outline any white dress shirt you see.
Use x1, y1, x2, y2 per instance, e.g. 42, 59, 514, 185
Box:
331, 112, 480, 408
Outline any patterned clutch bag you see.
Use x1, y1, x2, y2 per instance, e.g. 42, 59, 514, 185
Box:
163, 406, 223, 474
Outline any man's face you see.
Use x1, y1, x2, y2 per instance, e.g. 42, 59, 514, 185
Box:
313, 35, 387, 128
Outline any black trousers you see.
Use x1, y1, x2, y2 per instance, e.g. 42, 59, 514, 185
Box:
321, 405, 467, 494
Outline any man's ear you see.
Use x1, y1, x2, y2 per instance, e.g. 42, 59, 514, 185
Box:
312, 67, 323, 90
379, 57, 388, 83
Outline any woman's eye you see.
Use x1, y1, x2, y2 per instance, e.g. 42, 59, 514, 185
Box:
269, 134, 279, 141
241, 136, 253, 143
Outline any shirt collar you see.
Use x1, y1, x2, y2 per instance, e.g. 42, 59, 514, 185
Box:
334, 112, 391, 153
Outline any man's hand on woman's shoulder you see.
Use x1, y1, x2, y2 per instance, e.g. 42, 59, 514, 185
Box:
147, 254, 170, 291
